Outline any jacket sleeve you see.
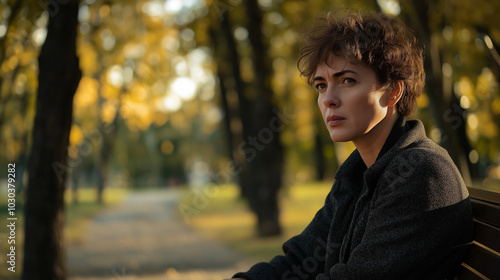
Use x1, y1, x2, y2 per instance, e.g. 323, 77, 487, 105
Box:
233, 186, 338, 280
329, 149, 474, 280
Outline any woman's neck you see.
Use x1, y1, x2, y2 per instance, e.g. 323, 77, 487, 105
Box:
354, 112, 400, 168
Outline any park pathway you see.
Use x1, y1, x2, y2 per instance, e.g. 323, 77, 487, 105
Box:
67, 188, 251, 280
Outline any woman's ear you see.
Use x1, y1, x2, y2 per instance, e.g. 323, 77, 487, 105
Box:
387, 80, 404, 107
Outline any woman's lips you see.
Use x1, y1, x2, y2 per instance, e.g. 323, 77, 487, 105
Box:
327, 115, 346, 126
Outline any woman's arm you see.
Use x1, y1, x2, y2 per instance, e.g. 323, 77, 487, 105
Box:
231, 185, 340, 280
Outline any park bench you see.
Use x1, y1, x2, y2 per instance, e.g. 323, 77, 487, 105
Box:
457, 187, 500, 279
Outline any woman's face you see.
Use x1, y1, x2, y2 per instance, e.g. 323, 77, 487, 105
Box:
314, 54, 393, 144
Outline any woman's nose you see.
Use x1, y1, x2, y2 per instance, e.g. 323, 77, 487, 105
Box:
323, 88, 340, 108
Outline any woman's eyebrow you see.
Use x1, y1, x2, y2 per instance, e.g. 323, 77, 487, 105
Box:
313, 70, 359, 82
312, 76, 325, 82
333, 70, 358, 77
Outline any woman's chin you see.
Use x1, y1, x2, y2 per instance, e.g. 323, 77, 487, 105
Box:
329, 133, 352, 143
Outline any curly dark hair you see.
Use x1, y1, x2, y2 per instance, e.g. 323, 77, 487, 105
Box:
297, 11, 425, 116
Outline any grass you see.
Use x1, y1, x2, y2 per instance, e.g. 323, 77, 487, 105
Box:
180, 182, 333, 263
0, 186, 129, 279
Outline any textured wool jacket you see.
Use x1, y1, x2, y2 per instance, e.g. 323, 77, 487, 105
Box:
234, 118, 474, 280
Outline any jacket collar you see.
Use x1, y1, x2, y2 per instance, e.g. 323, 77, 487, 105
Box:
365, 119, 427, 184
334, 118, 427, 185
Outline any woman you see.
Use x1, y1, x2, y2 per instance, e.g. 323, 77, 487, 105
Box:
229, 11, 473, 280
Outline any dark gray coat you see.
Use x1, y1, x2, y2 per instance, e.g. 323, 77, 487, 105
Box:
234, 119, 473, 280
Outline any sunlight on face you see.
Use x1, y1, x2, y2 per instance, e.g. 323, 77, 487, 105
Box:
314, 54, 390, 145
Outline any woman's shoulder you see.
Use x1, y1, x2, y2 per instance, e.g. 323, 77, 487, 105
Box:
394, 135, 458, 173
390, 119, 459, 174
379, 137, 468, 209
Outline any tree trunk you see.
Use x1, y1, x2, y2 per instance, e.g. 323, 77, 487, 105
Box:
209, 7, 252, 199
87, 4, 116, 203
212, 58, 236, 162
96, 141, 109, 203
96, 107, 119, 203
71, 163, 80, 204
209, 0, 284, 236
208, 25, 242, 174
244, 0, 284, 236
22, 1, 81, 279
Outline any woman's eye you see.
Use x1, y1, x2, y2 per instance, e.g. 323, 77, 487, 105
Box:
342, 78, 356, 84
315, 83, 326, 90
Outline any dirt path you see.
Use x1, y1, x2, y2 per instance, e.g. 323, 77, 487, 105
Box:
67, 189, 251, 280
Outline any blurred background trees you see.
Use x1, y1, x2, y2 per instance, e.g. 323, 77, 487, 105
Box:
0, 0, 499, 275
